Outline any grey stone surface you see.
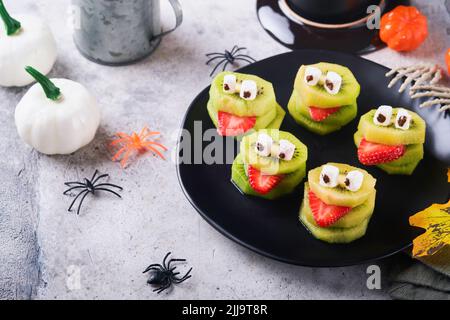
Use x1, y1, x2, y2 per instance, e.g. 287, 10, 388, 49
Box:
0, 0, 448, 300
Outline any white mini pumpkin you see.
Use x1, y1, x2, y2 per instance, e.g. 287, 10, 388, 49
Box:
15, 67, 100, 155
0, 1, 57, 87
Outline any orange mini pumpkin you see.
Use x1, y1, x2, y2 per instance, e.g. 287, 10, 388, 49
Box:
380, 6, 428, 52
446, 48, 450, 75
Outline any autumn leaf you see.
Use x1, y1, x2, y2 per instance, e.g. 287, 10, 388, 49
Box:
409, 200, 450, 257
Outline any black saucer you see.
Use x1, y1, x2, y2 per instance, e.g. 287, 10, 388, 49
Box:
256, 0, 409, 55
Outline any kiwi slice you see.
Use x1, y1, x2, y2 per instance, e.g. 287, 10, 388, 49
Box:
387, 147, 423, 166
358, 108, 426, 145
288, 95, 342, 135
300, 205, 370, 244
377, 161, 421, 175
207, 100, 277, 131
240, 129, 308, 175
266, 103, 286, 129
231, 154, 306, 200
289, 90, 357, 127
354, 130, 424, 167
209, 71, 277, 117
207, 100, 218, 127
302, 183, 375, 229
308, 163, 376, 207
294, 62, 360, 108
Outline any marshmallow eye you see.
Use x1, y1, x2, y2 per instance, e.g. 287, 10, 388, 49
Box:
344, 170, 364, 192
324, 71, 342, 95
373, 105, 393, 126
277, 140, 296, 161
223, 74, 237, 93
240, 80, 257, 100
304, 66, 322, 86
255, 133, 273, 157
319, 165, 339, 188
395, 108, 412, 130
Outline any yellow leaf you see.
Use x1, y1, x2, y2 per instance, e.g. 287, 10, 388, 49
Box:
409, 200, 450, 257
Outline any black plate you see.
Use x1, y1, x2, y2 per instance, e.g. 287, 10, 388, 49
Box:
177, 50, 449, 267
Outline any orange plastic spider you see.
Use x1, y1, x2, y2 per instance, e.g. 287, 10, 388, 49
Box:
110, 127, 167, 168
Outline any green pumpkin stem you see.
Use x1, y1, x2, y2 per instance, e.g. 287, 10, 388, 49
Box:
0, 0, 21, 35
25, 66, 61, 101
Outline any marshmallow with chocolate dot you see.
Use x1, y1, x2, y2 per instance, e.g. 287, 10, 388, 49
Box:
319, 165, 339, 188
344, 170, 364, 192
324, 71, 342, 95
277, 139, 296, 161
395, 108, 412, 130
255, 133, 273, 157
304, 66, 322, 86
373, 105, 393, 126
239, 80, 257, 100
223, 74, 237, 93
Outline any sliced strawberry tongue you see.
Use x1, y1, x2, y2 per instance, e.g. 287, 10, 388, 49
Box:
309, 106, 340, 122
248, 165, 284, 195
217, 111, 256, 136
308, 191, 351, 227
358, 138, 406, 165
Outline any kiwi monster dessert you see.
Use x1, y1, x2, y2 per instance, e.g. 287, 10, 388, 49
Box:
207, 72, 285, 136
300, 163, 377, 243
354, 106, 426, 175
231, 129, 308, 199
288, 63, 360, 135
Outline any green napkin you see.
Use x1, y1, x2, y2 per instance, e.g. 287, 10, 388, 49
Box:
388, 247, 450, 300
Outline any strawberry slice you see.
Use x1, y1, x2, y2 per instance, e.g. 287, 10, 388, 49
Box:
309, 106, 340, 121
248, 165, 284, 195
358, 138, 405, 165
308, 191, 351, 227
217, 111, 256, 136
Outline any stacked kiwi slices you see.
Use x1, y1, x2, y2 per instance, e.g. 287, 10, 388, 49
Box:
354, 107, 426, 175
288, 63, 360, 135
232, 129, 308, 199
207, 72, 285, 137
299, 163, 377, 243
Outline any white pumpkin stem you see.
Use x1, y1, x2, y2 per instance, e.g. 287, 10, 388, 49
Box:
0, 0, 21, 36
25, 66, 61, 101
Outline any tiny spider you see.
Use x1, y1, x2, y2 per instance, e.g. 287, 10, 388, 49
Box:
143, 252, 193, 294
206, 45, 256, 77
110, 126, 167, 168
63, 170, 123, 215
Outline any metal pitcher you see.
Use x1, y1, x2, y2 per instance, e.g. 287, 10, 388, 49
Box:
72, 0, 183, 65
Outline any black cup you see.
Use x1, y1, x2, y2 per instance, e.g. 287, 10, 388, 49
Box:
287, 0, 381, 24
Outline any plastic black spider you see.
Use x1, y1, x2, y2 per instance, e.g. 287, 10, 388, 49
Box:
63, 170, 123, 215
206, 45, 256, 77
143, 252, 193, 294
